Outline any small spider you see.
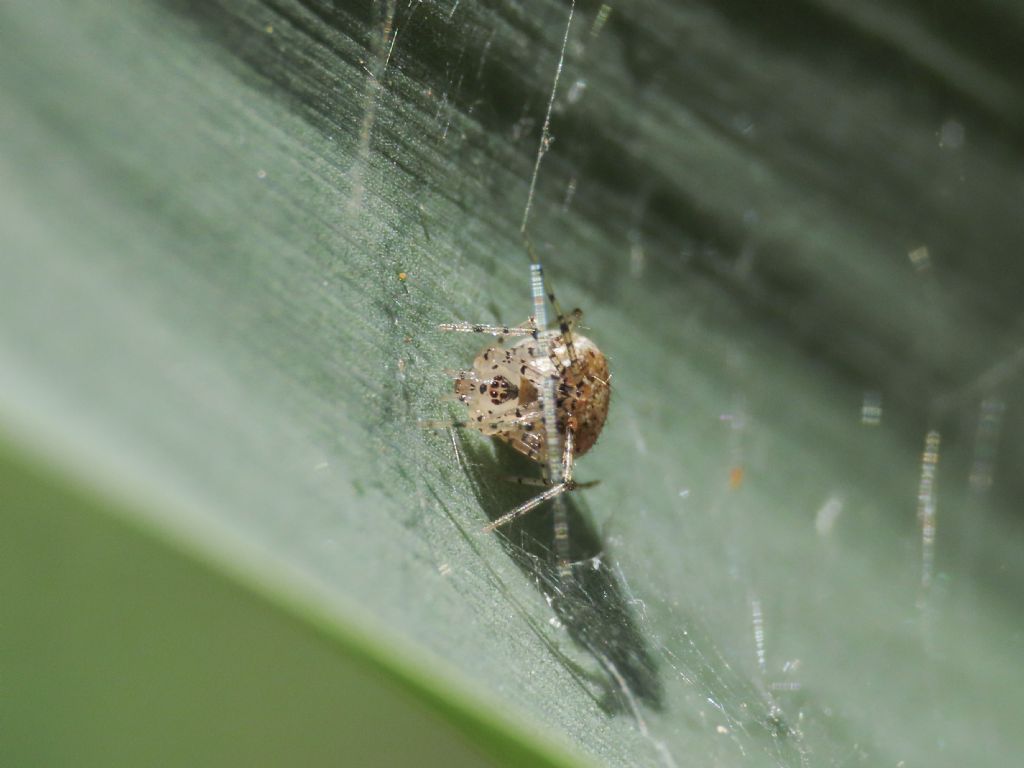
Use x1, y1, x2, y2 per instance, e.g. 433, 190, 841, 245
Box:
426, 243, 610, 533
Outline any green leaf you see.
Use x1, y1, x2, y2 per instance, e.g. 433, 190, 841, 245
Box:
2, 1, 1022, 766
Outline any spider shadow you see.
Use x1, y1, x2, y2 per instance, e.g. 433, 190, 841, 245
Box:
457, 435, 664, 713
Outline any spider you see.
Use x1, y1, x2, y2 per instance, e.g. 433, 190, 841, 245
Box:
426, 243, 610, 534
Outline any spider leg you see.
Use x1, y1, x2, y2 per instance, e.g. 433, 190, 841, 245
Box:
523, 234, 580, 363
438, 319, 537, 336
481, 480, 573, 533
421, 415, 541, 433
558, 424, 576, 483
482, 427, 578, 533
552, 427, 576, 575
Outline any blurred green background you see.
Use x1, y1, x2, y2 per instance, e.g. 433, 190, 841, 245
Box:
2, 1, 1022, 766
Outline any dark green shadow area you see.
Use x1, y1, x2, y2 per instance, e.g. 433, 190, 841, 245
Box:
0, 440, 581, 768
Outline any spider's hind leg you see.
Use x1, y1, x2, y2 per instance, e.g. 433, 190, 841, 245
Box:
482, 427, 579, 533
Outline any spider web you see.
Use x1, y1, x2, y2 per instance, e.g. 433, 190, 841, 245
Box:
386, 1, 1024, 766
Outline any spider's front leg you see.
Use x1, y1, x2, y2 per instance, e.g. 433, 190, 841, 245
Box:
438, 318, 537, 337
